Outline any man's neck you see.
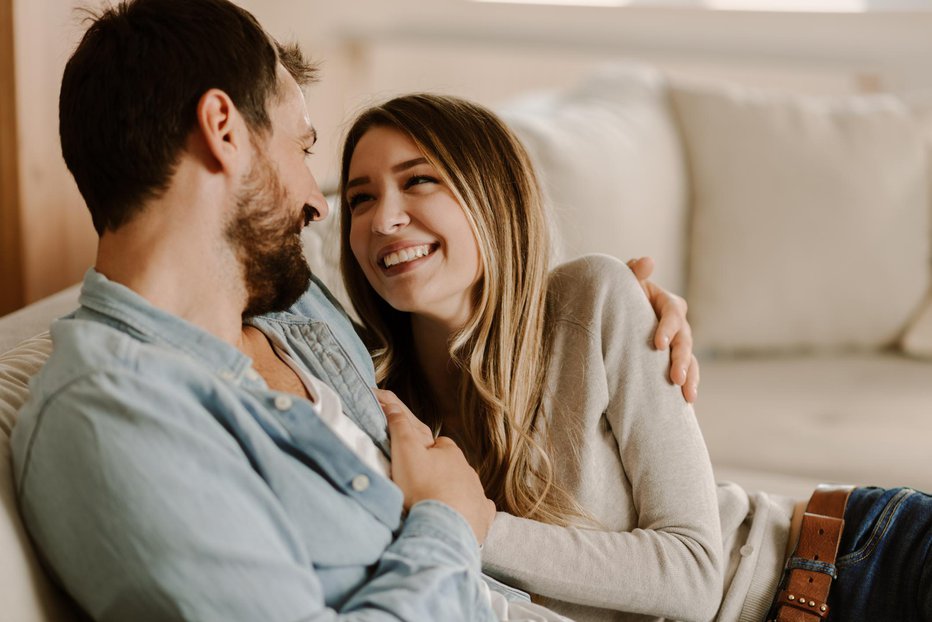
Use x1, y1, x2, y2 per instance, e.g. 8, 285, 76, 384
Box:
95, 212, 247, 347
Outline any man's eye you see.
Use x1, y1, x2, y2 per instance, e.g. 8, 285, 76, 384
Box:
405, 175, 437, 189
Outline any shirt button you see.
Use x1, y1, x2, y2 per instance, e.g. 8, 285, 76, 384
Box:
218, 370, 235, 381
274, 395, 293, 411
246, 369, 260, 381
740, 544, 754, 557
351, 474, 370, 492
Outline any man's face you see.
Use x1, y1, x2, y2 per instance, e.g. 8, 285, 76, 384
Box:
225, 66, 327, 318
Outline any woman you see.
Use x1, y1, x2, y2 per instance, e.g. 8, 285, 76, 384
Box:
338, 93, 931, 622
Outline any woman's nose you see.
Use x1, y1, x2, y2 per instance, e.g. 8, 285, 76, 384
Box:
371, 195, 409, 234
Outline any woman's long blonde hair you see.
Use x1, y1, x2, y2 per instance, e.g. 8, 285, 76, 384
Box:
339, 94, 580, 526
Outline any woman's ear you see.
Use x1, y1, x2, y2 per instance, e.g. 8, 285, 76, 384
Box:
196, 88, 246, 175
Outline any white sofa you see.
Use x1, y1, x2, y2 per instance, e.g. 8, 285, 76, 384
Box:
2, 64, 931, 620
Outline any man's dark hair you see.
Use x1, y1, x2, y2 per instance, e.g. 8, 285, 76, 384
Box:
59, 0, 317, 235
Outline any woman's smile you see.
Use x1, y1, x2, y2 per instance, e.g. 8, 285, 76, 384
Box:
378, 242, 440, 272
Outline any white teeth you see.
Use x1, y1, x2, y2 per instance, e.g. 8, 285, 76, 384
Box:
383, 245, 432, 268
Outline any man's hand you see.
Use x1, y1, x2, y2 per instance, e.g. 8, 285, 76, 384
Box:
627, 257, 700, 403
379, 390, 497, 544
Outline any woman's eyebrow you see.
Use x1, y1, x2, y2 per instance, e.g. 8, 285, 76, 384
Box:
346, 176, 369, 190
391, 157, 427, 172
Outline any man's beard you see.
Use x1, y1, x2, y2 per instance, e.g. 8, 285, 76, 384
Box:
225, 151, 311, 319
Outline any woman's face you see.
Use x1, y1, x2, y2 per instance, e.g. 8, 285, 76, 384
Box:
346, 126, 482, 328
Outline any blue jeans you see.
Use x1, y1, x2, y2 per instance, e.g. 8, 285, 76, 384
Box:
826, 487, 932, 621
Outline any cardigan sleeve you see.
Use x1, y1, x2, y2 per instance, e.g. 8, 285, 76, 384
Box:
481, 254, 724, 622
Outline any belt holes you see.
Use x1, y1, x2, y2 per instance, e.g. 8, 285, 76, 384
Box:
814, 554, 820, 560
818, 528, 824, 535
808, 578, 814, 583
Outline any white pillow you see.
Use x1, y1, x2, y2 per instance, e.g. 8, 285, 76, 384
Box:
900, 92, 932, 358
0, 332, 82, 622
673, 82, 930, 353
902, 291, 932, 358
0, 333, 53, 438
500, 64, 690, 294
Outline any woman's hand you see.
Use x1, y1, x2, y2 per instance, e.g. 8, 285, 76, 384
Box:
626, 257, 700, 403
375, 389, 435, 447
376, 388, 496, 544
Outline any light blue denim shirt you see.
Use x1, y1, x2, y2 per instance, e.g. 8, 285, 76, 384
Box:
12, 269, 497, 622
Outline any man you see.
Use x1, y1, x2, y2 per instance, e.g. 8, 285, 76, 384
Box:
11, 1, 693, 620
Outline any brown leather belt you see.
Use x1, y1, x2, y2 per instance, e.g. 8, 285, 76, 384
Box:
768, 484, 855, 622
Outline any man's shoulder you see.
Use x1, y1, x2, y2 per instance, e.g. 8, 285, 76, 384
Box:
39, 317, 140, 384
13, 319, 138, 484
11, 314, 240, 489
23, 316, 206, 419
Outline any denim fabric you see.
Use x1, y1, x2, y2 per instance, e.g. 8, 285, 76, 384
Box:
11, 268, 496, 622
828, 487, 932, 621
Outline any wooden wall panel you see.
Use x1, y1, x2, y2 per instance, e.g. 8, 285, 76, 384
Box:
15, 0, 95, 306
0, 0, 24, 316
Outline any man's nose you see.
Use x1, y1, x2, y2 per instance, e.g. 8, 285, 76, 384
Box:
306, 172, 329, 221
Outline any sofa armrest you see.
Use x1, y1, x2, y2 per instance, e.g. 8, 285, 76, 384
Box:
0, 285, 81, 355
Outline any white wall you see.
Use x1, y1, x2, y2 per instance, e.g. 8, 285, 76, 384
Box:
238, 0, 932, 188
14, 0, 94, 302
14, 0, 932, 303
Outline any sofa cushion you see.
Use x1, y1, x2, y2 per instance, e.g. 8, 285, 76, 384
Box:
901, 291, 932, 358
1, 332, 80, 621
500, 64, 690, 294
700, 353, 932, 494
673, 83, 929, 353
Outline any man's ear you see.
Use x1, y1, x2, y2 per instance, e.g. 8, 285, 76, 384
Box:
196, 88, 247, 175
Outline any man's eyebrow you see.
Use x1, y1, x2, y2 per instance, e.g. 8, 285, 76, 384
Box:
346, 158, 429, 191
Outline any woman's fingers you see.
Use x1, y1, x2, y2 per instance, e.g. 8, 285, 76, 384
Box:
683, 355, 700, 404
375, 388, 434, 445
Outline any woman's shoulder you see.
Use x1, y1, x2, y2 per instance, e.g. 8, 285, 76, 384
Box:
548, 254, 656, 334
549, 253, 643, 301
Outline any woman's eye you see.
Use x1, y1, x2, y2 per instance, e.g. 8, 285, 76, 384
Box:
303, 147, 314, 158
405, 175, 437, 189
347, 193, 373, 210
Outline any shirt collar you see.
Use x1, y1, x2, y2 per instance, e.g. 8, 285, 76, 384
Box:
77, 268, 252, 380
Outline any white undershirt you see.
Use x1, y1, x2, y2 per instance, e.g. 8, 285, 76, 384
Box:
273, 344, 390, 478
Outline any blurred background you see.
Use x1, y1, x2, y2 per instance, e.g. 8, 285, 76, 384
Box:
4, 0, 932, 314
